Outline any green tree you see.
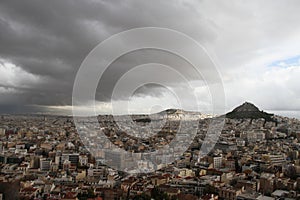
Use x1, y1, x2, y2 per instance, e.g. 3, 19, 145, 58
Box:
133, 193, 151, 200
151, 188, 170, 200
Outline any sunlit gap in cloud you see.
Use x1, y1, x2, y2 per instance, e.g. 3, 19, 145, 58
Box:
0, 59, 41, 88
45, 82, 214, 116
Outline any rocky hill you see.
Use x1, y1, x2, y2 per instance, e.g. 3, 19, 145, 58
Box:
226, 102, 276, 122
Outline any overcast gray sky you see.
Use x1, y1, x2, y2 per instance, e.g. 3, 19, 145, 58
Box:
0, 0, 300, 117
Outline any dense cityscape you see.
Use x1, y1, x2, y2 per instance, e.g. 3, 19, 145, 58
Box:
0, 102, 299, 200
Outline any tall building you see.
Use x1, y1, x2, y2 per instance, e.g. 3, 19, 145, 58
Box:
30, 156, 40, 169
213, 156, 223, 169
260, 173, 275, 195
262, 154, 286, 166
241, 130, 266, 143
40, 158, 52, 171
79, 155, 88, 166
61, 153, 79, 166
219, 186, 242, 200
0, 128, 5, 136
105, 150, 125, 169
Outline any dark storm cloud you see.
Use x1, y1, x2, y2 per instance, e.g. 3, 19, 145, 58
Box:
0, 0, 215, 112
96, 49, 204, 102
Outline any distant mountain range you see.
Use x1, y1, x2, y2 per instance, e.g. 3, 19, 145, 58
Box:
157, 108, 203, 116
130, 102, 276, 122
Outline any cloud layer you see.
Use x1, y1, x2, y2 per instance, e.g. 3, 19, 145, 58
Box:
0, 0, 300, 117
